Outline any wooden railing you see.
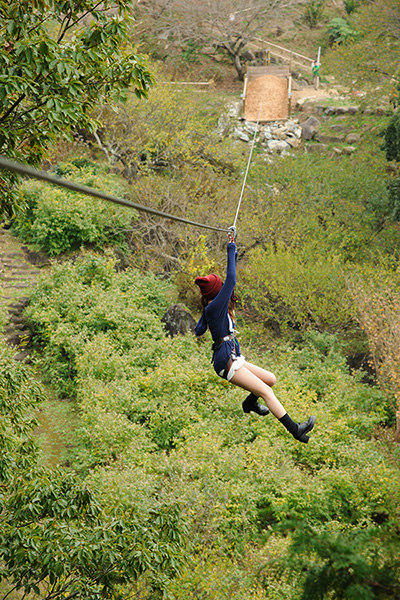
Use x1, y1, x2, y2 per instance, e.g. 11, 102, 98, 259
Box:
249, 37, 316, 73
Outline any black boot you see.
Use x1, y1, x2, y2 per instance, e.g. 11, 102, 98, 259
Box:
279, 413, 316, 443
242, 393, 270, 416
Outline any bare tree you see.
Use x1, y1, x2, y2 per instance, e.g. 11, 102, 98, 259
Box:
137, 0, 302, 80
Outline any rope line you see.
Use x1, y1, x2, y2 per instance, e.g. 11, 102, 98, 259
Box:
232, 75, 268, 229
0, 155, 227, 234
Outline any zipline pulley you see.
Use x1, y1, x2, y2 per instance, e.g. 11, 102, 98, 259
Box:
228, 225, 237, 242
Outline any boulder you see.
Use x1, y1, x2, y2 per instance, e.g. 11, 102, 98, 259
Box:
275, 130, 290, 140
343, 146, 356, 155
243, 50, 256, 62
306, 143, 328, 154
267, 139, 290, 152
234, 128, 250, 142
313, 105, 325, 116
301, 116, 320, 140
330, 124, 350, 133
345, 133, 361, 144
315, 133, 345, 144
286, 138, 302, 149
161, 304, 196, 337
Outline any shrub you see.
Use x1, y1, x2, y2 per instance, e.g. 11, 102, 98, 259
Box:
285, 522, 400, 600
12, 162, 133, 255
328, 17, 361, 45
25, 253, 172, 397
0, 344, 44, 480
303, 0, 326, 28
383, 111, 400, 162
387, 176, 400, 221
242, 243, 355, 332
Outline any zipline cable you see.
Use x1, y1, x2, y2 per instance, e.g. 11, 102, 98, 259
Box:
0, 155, 228, 234
232, 74, 268, 230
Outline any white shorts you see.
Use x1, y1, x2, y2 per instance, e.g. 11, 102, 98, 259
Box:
219, 355, 245, 381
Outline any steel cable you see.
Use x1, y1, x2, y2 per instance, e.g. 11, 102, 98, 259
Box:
0, 155, 228, 234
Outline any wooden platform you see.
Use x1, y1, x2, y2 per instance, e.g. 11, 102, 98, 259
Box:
243, 66, 290, 122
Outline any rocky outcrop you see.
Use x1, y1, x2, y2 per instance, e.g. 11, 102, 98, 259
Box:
161, 304, 196, 337
224, 94, 369, 156
233, 118, 303, 154
301, 116, 320, 140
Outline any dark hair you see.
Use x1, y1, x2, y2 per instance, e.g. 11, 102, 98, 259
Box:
201, 293, 237, 319
201, 296, 209, 309
228, 297, 236, 320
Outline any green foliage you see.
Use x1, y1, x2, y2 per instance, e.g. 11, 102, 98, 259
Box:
0, 316, 186, 600
343, 0, 368, 14
22, 255, 400, 598
1, 467, 187, 600
242, 243, 355, 332
344, 0, 356, 14
0, 344, 43, 481
322, 0, 400, 96
95, 78, 240, 179
383, 111, 400, 162
181, 39, 201, 64
0, 0, 153, 216
303, 0, 326, 28
25, 252, 172, 397
387, 176, 400, 221
12, 161, 132, 255
328, 17, 362, 45
285, 522, 400, 599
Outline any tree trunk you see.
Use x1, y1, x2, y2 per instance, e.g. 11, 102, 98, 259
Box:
396, 410, 400, 443
233, 53, 245, 81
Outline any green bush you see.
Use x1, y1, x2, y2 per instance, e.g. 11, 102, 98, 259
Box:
0, 344, 44, 480
303, 0, 326, 28
25, 252, 172, 397
328, 17, 361, 45
242, 243, 355, 332
285, 522, 400, 600
383, 111, 400, 162
387, 176, 400, 221
23, 238, 400, 600
12, 161, 133, 255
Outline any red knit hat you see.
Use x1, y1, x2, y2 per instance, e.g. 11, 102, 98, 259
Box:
194, 274, 222, 300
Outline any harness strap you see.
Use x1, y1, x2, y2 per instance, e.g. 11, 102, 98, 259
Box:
211, 333, 236, 351
222, 356, 234, 380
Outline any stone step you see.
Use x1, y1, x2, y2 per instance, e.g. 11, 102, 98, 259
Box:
4, 282, 36, 289
8, 297, 30, 307
1, 262, 33, 268
4, 325, 25, 334
13, 350, 32, 363
6, 331, 32, 347
9, 315, 27, 326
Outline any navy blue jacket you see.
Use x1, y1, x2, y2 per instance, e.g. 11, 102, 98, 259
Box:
195, 242, 241, 375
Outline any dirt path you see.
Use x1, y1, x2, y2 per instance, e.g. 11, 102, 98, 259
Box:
292, 86, 342, 106
0, 228, 72, 467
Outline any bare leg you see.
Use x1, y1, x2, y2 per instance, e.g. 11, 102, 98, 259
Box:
243, 361, 276, 387
230, 365, 286, 419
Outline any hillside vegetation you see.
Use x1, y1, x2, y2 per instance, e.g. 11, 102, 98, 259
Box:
1, 0, 400, 599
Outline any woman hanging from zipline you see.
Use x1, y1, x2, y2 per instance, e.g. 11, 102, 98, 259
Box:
194, 231, 316, 444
